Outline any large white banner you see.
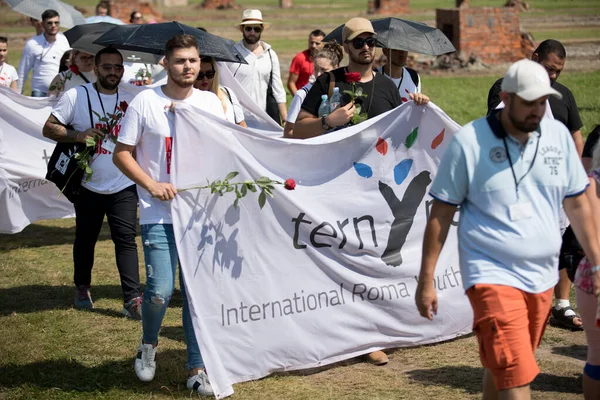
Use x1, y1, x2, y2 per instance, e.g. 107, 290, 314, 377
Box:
171, 102, 471, 399
0, 84, 166, 234
0, 87, 74, 233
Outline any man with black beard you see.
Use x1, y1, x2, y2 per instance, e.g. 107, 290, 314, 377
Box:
488, 40, 586, 331
417, 58, 599, 400
224, 9, 287, 124
43, 47, 142, 319
294, 17, 401, 139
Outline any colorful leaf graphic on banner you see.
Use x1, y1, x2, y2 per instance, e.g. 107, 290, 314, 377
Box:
353, 162, 373, 178
431, 128, 445, 149
376, 137, 388, 155
405, 128, 418, 148
394, 159, 413, 185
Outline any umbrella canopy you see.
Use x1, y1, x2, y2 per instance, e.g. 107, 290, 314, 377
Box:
93, 21, 246, 64
324, 17, 456, 56
5, 0, 86, 29
85, 15, 125, 25
65, 23, 163, 64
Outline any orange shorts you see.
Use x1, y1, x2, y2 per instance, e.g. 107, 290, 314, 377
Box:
466, 284, 553, 390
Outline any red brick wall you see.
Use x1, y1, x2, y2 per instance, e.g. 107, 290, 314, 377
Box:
368, 0, 409, 15
436, 6, 525, 64
108, 1, 162, 23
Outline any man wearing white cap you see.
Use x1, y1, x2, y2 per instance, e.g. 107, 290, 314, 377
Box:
416, 59, 600, 399
224, 9, 287, 124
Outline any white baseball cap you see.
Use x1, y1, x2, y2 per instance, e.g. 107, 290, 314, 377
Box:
501, 59, 562, 101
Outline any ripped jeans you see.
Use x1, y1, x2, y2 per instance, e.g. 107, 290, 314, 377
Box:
141, 223, 204, 370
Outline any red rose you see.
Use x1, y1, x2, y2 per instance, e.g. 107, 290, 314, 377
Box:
284, 178, 296, 191
119, 101, 128, 113
345, 72, 361, 83
68, 65, 79, 75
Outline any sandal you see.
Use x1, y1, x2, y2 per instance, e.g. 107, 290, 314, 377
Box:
549, 306, 584, 331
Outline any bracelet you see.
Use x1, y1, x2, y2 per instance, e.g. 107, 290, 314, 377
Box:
591, 265, 600, 273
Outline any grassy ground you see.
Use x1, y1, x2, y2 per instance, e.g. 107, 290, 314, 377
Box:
424, 71, 600, 136
0, 218, 587, 400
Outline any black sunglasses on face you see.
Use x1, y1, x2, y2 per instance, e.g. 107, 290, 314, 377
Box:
197, 70, 216, 80
98, 64, 124, 72
244, 26, 262, 33
348, 37, 376, 50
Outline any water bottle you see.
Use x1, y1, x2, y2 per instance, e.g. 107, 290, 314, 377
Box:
318, 94, 330, 117
329, 87, 342, 113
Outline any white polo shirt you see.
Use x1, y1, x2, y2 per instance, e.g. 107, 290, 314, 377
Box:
17, 33, 70, 94
430, 111, 588, 293
224, 41, 287, 111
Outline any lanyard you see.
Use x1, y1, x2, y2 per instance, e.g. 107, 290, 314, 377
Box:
502, 134, 540, 199
93, 82, 118, 120
40, 39, 53, 62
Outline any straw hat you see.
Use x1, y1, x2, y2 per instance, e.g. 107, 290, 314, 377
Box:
235, 9, 271, 30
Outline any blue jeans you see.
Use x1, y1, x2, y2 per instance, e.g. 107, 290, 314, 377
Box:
141, 223, 204, 370
31, 90, 47, 97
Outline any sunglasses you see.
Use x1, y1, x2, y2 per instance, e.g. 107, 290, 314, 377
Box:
98, 63, 124, 72
347, 37, 377, 50
244, 26, 262, 33
197, 70, 216, 80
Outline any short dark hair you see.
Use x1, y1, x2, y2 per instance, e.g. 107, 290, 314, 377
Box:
95, 47, 123, 65
0, 37, 7, 45
130, 10, 142, 22
96, 1, 110, 13
41, 9, 59, 21
534, 39, 566, 61
165, 34, 199, 60
310, 29, 326, 38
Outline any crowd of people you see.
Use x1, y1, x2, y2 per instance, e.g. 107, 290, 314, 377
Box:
1, 2, 600, 399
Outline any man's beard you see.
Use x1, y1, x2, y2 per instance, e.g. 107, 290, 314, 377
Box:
97, 74, 120, 90
243, 33, 260, 45
349, 50, 373, 66
508, 102, 541, 133
168, 70, 195, 89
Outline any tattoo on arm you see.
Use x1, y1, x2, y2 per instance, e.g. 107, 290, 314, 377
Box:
43, 114, 79, 143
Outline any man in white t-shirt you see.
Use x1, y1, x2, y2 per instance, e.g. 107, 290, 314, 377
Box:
17, 9, 70, 96
43, 48, 142, 319
114, 34, 226, 396
0, 37, 18, 91
378, 48, 429, 105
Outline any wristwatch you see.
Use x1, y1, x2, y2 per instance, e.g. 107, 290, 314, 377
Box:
321, 115, 331, 130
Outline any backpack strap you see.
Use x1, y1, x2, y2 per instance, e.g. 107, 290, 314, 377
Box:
222, 86, 233, 103
267, 49, 274, 88
406, 67, 420, 88
328, 71, 335, 98
80, 85, 94, 129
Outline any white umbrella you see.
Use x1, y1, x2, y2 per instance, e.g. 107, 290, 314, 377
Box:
5, 0, 86, 29
85, 15, 125, 25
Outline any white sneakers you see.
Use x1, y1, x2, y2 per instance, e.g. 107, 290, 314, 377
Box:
134, 342, 157, 382
134, 342, 214, 397
187, 369, 214, 397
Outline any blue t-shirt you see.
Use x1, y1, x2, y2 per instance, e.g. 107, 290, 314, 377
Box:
430, 111, 588, 293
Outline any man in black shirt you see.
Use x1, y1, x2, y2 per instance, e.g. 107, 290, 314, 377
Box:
488, 39, 585, 331
293, 18, 406, 139
487, 39, 583, 156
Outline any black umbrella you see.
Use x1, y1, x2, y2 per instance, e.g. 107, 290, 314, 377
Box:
64, 23, 163, 64
93, 21, 246, 64
324, 18, 456, 56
